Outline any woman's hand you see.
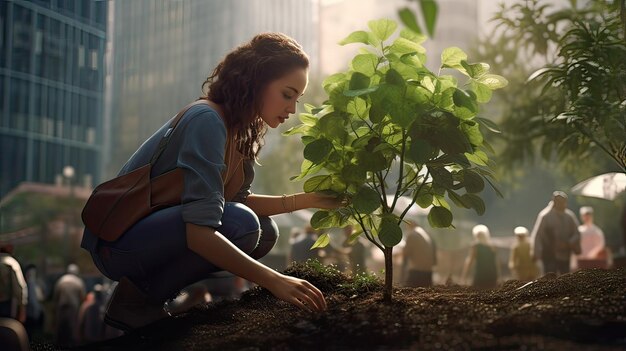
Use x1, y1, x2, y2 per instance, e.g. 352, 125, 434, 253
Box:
265, 273, 327, 313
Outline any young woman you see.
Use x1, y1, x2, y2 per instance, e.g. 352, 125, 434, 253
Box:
81, 33, 341, 331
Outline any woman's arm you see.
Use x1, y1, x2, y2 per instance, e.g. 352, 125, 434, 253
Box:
186, 223, 326, 312
244, 192, 342, 217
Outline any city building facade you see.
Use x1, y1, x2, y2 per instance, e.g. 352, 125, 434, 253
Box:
0, 0, 107, 197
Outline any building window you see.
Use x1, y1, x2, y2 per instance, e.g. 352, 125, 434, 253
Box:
78, 45, 85, 67
56, 120, 63, 138
90, 49, 98, 70
86, 127, 96, 144
35, 30, 43, 55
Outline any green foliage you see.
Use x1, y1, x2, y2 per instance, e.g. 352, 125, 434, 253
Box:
489, 0, 626, 172
285, 18, 506, 257
398, 0, 439, 37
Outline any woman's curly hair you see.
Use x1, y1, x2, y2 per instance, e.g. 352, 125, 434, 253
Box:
202, 33, 309, 159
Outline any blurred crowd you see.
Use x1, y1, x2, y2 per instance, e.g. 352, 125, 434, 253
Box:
0, 190, 622, 349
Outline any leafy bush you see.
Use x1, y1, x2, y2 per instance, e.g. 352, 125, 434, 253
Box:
286, 19, 506, 301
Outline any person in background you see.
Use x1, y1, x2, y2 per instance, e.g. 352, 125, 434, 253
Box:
23, 264, 45, 338
52, 263, 86, 348
401, 220, 437, 287
576, 206, 607, 269
289, 226, 320, 264
0, 244, 27, 324
462, 225, 499, 289
508, 226, 537, 282
77, 284, 106, 344
530, 191, 581, 275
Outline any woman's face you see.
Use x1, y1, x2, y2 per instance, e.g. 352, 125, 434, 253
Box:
259, 67, 308, 128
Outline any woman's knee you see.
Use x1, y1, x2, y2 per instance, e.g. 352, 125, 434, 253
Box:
220, 202, 261, 254
250, 217, 279, 259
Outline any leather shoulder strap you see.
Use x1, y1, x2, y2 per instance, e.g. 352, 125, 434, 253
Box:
150, 100, 211, 165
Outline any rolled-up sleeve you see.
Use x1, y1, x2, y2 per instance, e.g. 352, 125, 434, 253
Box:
177, 111, 227, 228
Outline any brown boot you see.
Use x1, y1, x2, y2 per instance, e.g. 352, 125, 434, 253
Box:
104, 277, 170, 331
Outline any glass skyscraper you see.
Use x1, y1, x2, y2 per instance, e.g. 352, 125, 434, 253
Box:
0, 0, 107, 197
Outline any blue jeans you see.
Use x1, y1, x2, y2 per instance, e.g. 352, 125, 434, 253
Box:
85, 202, 278, 301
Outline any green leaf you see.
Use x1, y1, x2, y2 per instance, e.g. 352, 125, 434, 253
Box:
419, 0, 438, 37
430, 166, 454, 189
311, 210, 334, 229
460, 122, 483, 146
349, 72, 371, 91
464, 150, 488, 166
353, 186, 381, 214
298, 113, 318, 127
368, 19, 397, 42
357, 150, 387, 171
422, 76, 436, 93
388, 103, 414, 129
303, 138, 333, 164
399, 28, 426, 44
385, 69, 405, 86
460, 61, 490, 78
282, 123, 310, 136
433, 194, 450, 209
447, 190, 470, 209
339, 30, 371, 46
468, 80, 492, 103
379, 218, 403, 247
461, 193, 485, 215
477, 74, 508, 89
318, 113, 348, 142
344, 86, 379, 97
441, 47, 467, 69
303, 174, 333, 193
330, 175, 348, 193
408, 138, 436, 164
461, 170, 484, 193
323, 73, 347, 89
398, 8, 422, 34
347, 97, 369, 117
310, 232, 330, 249
341, 164, 367, 184
428, 206, 453, 228
351, 54, 379, 76
475, 117, 501, 134
436, 127, 473, 155
368, 101, 386, 123
416, 192, 433, 208
452, 89, 478, 113
390, 37, 426, 55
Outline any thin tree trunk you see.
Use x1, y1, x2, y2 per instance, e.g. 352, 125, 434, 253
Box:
383, 246, 393, 303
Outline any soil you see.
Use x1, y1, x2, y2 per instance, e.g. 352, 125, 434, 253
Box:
32, 264, 625, 351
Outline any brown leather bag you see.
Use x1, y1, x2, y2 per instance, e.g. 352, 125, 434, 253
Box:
81, 100, 210, 242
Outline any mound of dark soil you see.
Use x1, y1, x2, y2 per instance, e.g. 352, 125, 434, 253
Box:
33, 264, 626, 351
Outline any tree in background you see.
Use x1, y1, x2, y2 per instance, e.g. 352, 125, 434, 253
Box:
470, 0, 626, 250
489, 0, 626, 173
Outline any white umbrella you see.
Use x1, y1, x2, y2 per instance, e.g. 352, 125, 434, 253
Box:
571, 172, 626, 200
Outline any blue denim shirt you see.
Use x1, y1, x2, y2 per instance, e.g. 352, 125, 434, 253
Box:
81, 104, 254, 252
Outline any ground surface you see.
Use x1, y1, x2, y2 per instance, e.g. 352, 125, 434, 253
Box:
33, 264, 625, 351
